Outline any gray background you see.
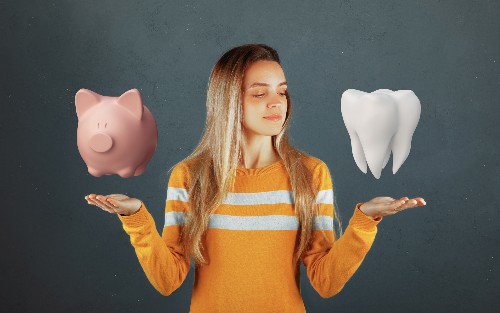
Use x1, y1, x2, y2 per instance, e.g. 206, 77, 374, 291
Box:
2, 0, 499, 312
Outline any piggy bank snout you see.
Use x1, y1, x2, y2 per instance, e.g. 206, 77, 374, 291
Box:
89, 132, 113, 153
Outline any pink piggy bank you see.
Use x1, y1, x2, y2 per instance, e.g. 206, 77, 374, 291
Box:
75, 88, 158, 178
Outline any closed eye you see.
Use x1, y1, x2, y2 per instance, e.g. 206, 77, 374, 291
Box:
253, 92, 287, 98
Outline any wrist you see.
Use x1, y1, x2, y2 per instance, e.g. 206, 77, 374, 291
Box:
120, 209, 138, 217
120, 201, 142, 216
358, 203, 378, 220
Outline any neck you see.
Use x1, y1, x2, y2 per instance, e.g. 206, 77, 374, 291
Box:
238, 132, 280, 169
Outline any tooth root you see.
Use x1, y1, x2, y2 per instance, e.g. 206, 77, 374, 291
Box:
392, 135, 410, 174
382, 139, 392, 170
390, 90, 421, 174
341, 89, 368, 174
351, 132, 368, 174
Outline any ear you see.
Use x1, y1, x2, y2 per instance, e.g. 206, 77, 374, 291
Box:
117, 88, 143, 121
75, 88, 102, 120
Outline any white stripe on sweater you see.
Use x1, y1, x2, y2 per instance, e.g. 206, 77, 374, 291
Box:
164, 188, 334, 231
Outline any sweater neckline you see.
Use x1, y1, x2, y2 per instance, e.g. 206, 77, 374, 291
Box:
236, 159, 285, 176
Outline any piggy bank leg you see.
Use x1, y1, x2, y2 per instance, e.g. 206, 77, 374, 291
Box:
88, 167, 104, 177
133, 159, 149, 176
117, 167, 136, 178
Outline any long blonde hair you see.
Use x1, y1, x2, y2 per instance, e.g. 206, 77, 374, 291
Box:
168, 43, 343, 267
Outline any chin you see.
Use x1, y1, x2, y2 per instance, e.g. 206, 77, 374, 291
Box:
261, 130, 282, 136
245, 124, 283, 137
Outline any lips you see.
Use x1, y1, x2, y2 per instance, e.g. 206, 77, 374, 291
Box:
341, 89, 421, 179
263, 114, 282, 119
263, 114, 282, 122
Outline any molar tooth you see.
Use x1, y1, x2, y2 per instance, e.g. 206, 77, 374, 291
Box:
341, 89, 421, 179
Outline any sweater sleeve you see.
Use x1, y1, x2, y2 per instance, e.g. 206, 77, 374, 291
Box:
301, 161, 383, 299
117, 163, 191, 296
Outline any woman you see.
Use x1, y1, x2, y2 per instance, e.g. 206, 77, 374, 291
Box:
85, 44, 425, 312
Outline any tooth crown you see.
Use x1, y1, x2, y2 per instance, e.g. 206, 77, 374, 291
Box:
341, 89, 421, 179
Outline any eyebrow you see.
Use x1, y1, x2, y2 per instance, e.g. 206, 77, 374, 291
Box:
245, 81, 288, 91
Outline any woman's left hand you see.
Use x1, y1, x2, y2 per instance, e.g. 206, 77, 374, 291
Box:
359, 196, 426, 219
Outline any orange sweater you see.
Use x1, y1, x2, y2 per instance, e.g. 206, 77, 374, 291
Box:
118, 155, 382, 312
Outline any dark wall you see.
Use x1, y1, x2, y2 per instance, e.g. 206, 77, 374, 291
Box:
2, 0, 499, 312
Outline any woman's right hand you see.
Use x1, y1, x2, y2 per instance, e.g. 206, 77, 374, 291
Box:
84, 193, 142, 216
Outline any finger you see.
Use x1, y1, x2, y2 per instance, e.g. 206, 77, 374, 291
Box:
85, 195, 99, 204
394, 198, 425, 212
87, 196, 113, 212
405, 198, 417, 205
389, 199, 407, 212
397, 199, 416, 211
394, 197, 409, 205
91, 195, 118, 213
96, 195, 118, 211
405, 198, 425, 208
106, 198, 119, 208
414, 198, 426, 206
91, 194, 122, 213
86, 196, 115, 213
102, 195, 121, 205
385, 200, 405, 215
392, 198, 406, 206
105, 197, 117, 205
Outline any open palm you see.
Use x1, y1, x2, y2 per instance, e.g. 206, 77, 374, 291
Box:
360, 196, 426, 219
85, 193, 142, 216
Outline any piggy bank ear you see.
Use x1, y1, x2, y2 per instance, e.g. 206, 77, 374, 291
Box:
75, 89, 101, 120
117, 88, 144, 121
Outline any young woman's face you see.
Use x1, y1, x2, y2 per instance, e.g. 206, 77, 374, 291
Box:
241, 60, 288, 137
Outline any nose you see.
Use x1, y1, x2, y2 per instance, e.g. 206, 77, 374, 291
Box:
89, 132, 114, 152
268, 92, 285, 108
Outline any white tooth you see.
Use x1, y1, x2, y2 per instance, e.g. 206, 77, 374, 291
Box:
341, 89, 421, 179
